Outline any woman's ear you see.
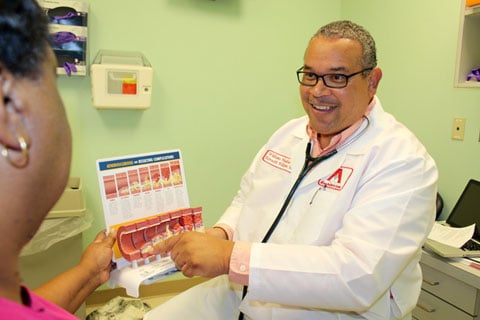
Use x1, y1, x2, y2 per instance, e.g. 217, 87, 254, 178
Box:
0, 66, 30, 157
0, 68, 16, 147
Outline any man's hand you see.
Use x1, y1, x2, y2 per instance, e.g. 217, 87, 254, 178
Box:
155, 231, 234, 278
205, 226, 229, 239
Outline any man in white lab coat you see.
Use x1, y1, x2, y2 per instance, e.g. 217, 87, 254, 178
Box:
146, 20, 438, 320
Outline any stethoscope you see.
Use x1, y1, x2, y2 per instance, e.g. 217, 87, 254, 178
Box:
238, 115, 370, 320
263, 115, 370, 243
261, 144, 337, 243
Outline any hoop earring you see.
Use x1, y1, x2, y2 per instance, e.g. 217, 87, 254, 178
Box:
1, 136, 29, 168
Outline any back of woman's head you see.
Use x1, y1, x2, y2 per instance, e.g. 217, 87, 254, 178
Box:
0, 0, 50, 78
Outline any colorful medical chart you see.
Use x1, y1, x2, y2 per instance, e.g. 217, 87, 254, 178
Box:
97, 150, 189, 230
96, 150, 202, 296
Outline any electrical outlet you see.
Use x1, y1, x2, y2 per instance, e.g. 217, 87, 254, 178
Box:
451, 117, 466, 140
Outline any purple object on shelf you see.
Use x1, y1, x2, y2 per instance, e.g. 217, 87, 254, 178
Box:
63, 62, 77, 77
466, 67, 480, 81
53, 31, 77, 44
54, 12, 78, 20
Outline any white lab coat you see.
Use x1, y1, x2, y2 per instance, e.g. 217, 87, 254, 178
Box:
144, 98, 438, 320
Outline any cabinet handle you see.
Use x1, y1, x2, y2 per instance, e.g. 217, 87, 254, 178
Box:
422, 278, 439, 286
417, 302, 436, 313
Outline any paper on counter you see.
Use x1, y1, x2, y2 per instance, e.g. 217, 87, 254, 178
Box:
427, 222, 475, 248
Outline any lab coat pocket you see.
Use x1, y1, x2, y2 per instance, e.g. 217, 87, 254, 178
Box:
286, 182, 346, 245
280, 154, 365, 245
265, 175, 343, 245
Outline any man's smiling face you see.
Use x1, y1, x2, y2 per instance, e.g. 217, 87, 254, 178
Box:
300, 36, 380, 146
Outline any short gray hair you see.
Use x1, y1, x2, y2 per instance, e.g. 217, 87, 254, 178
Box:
313, 20, 377, 69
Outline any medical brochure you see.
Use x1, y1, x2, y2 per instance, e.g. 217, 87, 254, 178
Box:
96, 149, 204, 297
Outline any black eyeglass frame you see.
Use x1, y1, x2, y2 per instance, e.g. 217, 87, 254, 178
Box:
296, 66, 374, 88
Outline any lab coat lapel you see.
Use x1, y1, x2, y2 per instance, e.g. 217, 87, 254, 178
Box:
289, 137, 308, 179
290, 136, 347, 188
301, 152, 346, 187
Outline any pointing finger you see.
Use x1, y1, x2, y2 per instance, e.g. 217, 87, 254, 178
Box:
155, 233, 182, 256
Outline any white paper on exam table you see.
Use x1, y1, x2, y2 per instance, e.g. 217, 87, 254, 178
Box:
427, 222, 475, 248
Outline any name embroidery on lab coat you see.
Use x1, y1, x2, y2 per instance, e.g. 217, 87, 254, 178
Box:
262, 150, 292, 173
318, 166, 353, 191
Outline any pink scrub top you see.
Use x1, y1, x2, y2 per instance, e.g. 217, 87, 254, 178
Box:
0, 286, 78, 320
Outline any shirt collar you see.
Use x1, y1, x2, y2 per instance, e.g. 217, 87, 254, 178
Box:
306, 96, 376, 157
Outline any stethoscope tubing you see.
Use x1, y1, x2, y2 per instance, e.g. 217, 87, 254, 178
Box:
238, 116, 370, 319
261, 143, 337, 243
239, 143, 337, 320
261, 115, 370, 242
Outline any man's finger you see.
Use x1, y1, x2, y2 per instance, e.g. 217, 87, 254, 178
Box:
156, 233, 182, 255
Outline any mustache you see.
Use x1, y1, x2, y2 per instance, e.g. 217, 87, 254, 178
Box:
309, 98, 338, 105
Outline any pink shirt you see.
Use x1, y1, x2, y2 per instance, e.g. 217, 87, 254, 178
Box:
0, 286, 77, 320
220, 98, 376, 286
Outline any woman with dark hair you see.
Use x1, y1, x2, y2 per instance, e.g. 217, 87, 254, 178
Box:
0, 1, 115, 318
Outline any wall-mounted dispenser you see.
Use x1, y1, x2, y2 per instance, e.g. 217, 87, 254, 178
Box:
38, 0, 89, 77
90, 50, 153, 109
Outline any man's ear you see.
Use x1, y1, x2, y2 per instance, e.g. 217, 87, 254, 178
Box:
0, 66, 28, 152
367, 67, 382, 95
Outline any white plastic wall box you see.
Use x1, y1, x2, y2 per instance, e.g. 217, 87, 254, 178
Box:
90, 50, 153, 109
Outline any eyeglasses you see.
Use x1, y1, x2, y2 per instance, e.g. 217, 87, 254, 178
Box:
296, 67, 373, 88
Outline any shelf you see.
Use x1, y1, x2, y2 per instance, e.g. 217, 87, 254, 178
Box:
455, 0, 480, 87
465, 5, 480, 16
456, 80, 480, 88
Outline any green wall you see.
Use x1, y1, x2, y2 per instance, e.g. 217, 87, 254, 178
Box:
342, 0, 480, 218
56, 0, 479, 246
59, 0, 340, 244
